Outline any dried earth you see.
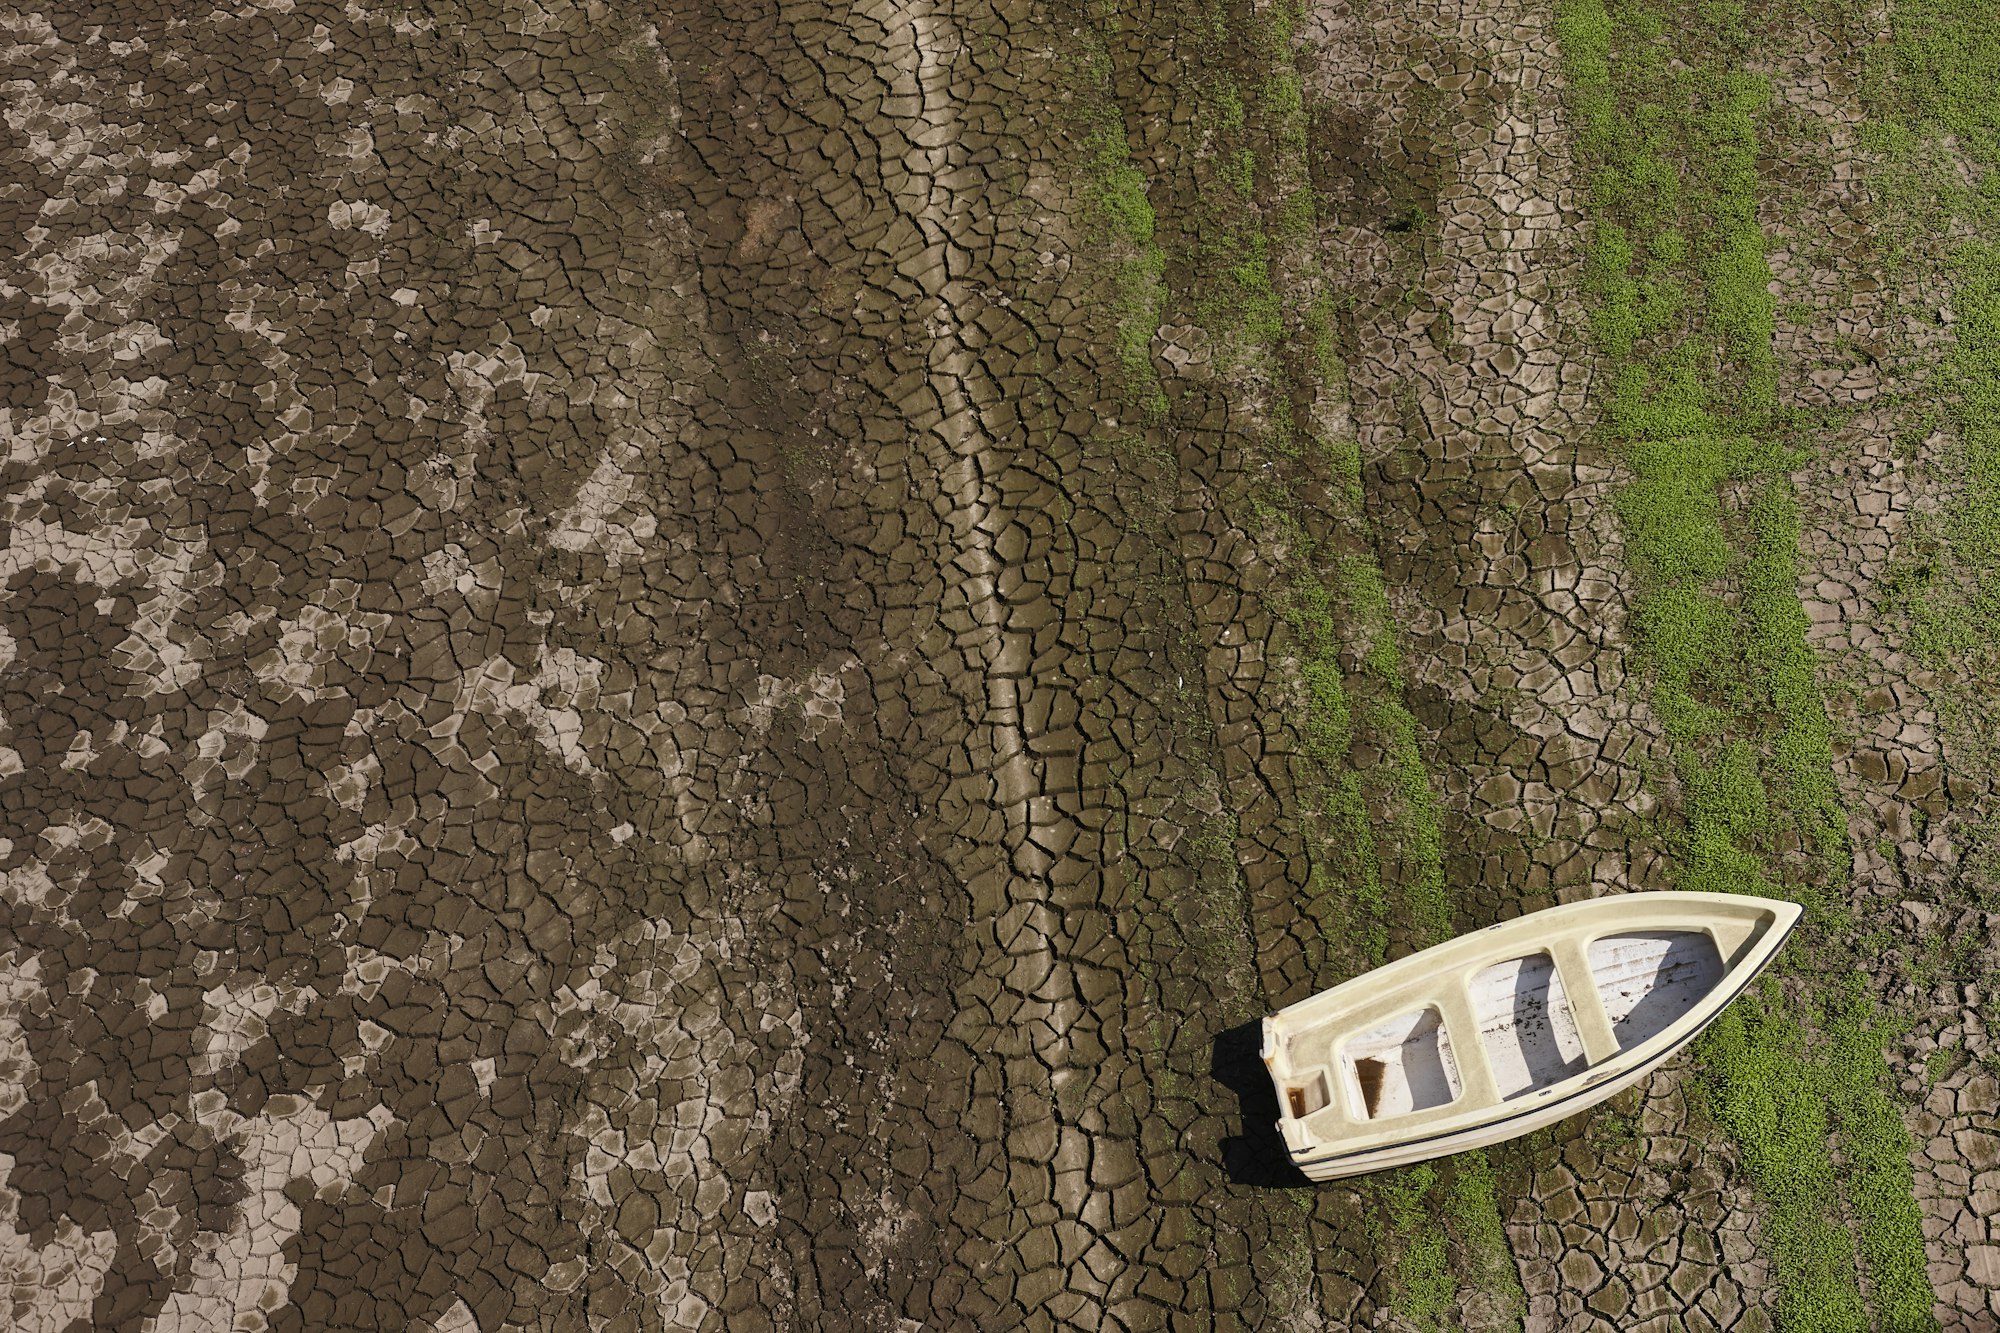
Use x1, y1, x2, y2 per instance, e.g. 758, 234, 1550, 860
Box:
1, 0, 1996, 1330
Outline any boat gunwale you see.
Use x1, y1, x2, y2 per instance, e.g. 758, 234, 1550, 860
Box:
1265, 892, 1802, 1171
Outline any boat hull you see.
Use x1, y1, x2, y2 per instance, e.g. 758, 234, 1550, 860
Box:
1260, 891, 1800, 1181
1285, 991, 1726, 1181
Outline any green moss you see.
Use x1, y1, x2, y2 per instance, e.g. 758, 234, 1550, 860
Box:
1743, 473, 1847, 861
1677, 740, 1778, 897
1076, 49, 1169, 422
1378, 1165, 1457, 1332
1326, 772, 1389, 965
1214, 80, 1247, 136
1890, 240, 2000, 661
1375, 701, 1451, 945
1554, 0, 1936, 1325
1328, 438, 1364, 507
1338, 554, 1396, 684
1184, 809, 1257, 985
1925, 1039, 1967, 1088
1225, 145, 1257, 198
1824, 978, 1938, 1331
1590, 1099, 1642, 1152
1293, 609, 1356, 761
1375, 1155, 1525, 1333
1867, 1, 2000, 703
1693, 966, 1932, 1333
1194, 221, 1285, 352
1443, 1154, 1526, 1325
1171, 0, 1391, 958
1272, 182, 1317, 243
1697, 995, 1868, 1333
1305, 294, 1352, 400
1157, 4, 1522, 1322
1275, 550, 1392, 968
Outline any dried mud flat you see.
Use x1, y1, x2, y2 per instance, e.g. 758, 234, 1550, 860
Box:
2, 0, 1997, 1331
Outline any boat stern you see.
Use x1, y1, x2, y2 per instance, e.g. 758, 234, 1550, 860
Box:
1279, 1115, 1318, 1159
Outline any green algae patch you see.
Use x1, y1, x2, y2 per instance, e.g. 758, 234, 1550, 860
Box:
1555, 0, 1937, 1326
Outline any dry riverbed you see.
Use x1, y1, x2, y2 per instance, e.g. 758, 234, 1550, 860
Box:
1, 0, 1995, 1330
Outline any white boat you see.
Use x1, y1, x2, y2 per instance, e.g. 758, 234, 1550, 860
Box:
1260, 891, 1801, 1180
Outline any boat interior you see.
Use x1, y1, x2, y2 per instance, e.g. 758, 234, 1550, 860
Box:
1293, 925, 1741, 1127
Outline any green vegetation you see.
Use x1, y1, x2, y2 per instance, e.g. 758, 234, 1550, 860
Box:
1554, 1, 1935, 1327
1063, 26, 1267, 1327
1101, 0, 1523, 1323
1439, 1153, 1523, 1322
1185, 808, 1259, 987
1379, 1164, 1457, 1330
1589, 1096, 1642, 1152
1266, 482, 1453, 973
1228, 3, 1521, 1324
1161, 0, 1429, 981
1867, 1, 2000, 709
1263, 1198, 1321, 1316
1700, 986, 1872, 1330
1281, 554, 1390, 966
1367, 635, 1452, 946
1925, 1039, 1967, 1088
1076, 34, 1169, 423
1374, 1154, 1523, 1333
1823, 978, 1937, 1330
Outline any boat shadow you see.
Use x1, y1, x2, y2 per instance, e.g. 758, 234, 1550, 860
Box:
1211, 1019, 1312, 1189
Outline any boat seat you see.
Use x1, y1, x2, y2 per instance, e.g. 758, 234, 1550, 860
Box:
1551, 938, 1625, 1066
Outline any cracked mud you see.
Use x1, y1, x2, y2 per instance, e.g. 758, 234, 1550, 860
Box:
2, 0, 1997, 1330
